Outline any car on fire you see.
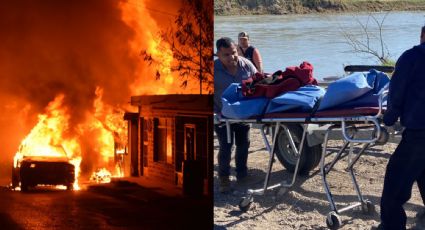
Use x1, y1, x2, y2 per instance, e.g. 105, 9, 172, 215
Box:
12, 155, 75, 192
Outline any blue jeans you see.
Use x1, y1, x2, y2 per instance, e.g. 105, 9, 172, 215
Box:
215, 123, 250, 179
380, 129, 425, 230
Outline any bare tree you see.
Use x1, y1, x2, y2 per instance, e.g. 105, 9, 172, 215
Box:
341, 12, 393, 65
142, 0, 213, 94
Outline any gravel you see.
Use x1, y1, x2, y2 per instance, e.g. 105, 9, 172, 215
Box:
214, 128, 425, 230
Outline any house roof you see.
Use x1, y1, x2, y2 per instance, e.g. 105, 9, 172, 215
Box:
130, 94, 212, 114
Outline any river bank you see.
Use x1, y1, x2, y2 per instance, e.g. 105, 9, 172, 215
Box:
215, 0, 425, 15
215, 11, 423, 79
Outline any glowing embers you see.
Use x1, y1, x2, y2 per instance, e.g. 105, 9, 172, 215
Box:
90, 168, 112, 184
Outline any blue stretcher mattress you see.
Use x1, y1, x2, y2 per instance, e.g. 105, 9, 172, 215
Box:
221, 69, 390, 119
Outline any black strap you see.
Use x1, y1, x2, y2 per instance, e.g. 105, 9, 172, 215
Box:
306, 96, 323, 123
239, 46, 246, 56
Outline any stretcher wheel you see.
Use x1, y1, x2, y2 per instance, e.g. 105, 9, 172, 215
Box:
326, 211, 341, 230
275, 124, 322, 175
361, 200, 375, 215
239, 195, 253, 212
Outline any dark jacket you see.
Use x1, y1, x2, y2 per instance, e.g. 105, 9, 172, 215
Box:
384, 43, 425, 129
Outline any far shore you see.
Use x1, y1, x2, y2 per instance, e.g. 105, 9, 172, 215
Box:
215, 0, 425, 16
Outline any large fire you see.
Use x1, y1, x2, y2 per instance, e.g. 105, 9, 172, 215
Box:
119, 0, 178, 95
13, 90, 128, 190
7, 0, 198, 190
13, 95, 82, 189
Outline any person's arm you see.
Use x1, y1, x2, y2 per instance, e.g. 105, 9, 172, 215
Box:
383, 51, 412, 126
252, 48, 263, 73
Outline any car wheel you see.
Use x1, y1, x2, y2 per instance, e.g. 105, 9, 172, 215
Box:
11, 168, 19, 189
20, 182, 29, 192
275, 124, 322, 175
66, 184, 74, 191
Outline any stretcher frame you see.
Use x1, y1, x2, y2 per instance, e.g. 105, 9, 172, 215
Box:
217, 91, 388, 229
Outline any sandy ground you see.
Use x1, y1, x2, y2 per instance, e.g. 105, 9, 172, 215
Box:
214, 128, 425, 229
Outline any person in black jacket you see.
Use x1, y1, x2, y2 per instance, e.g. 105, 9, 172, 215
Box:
373, 25, 425, 230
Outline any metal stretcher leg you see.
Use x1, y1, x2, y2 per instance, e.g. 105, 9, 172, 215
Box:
239, 122, 308, 212
321, 125, 376, 229
346, 143, 375, 215
223, 110, 385, 228
321, 125, 347, 213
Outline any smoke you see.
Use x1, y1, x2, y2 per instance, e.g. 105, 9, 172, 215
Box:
144, 0, 181, 28
0, 0, 179, 178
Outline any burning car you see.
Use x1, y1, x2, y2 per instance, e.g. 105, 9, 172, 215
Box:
12, 152, 75, 192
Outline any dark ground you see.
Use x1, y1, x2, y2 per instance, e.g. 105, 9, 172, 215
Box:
0, 180, 212, 230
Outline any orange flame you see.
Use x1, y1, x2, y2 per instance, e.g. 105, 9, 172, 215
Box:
13, 95, 82, 190
167, 131, 172, 163
119, 1, 197, 95
80, 87, 127, 169
13, 89, 128, 189
90, 167, 112, 184
12, 1, 201, 191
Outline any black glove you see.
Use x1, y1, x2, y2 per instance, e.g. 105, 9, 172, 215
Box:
383, 110, 398, 126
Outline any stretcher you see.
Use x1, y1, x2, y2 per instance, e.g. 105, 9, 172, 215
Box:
216, 66, 394, 229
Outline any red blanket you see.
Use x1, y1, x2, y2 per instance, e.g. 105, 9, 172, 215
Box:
242, 61, 318, 98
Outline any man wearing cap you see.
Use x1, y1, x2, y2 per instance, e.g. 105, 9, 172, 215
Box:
214, 37, 257, 193
237, 32, 264, 73
373, 25, 425, 230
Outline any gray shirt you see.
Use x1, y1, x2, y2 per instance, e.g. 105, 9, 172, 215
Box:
214, 56, 257, 113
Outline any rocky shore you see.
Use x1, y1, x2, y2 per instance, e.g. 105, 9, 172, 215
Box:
215, 0, 425, 15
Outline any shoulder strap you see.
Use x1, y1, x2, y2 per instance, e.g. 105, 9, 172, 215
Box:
239, 46, 246, 56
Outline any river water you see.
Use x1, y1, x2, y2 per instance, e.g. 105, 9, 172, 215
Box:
214, 11, 425, 80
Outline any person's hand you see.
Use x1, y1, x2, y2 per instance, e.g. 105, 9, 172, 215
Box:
383, 111, 398, 126
214, 113, 222, 125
